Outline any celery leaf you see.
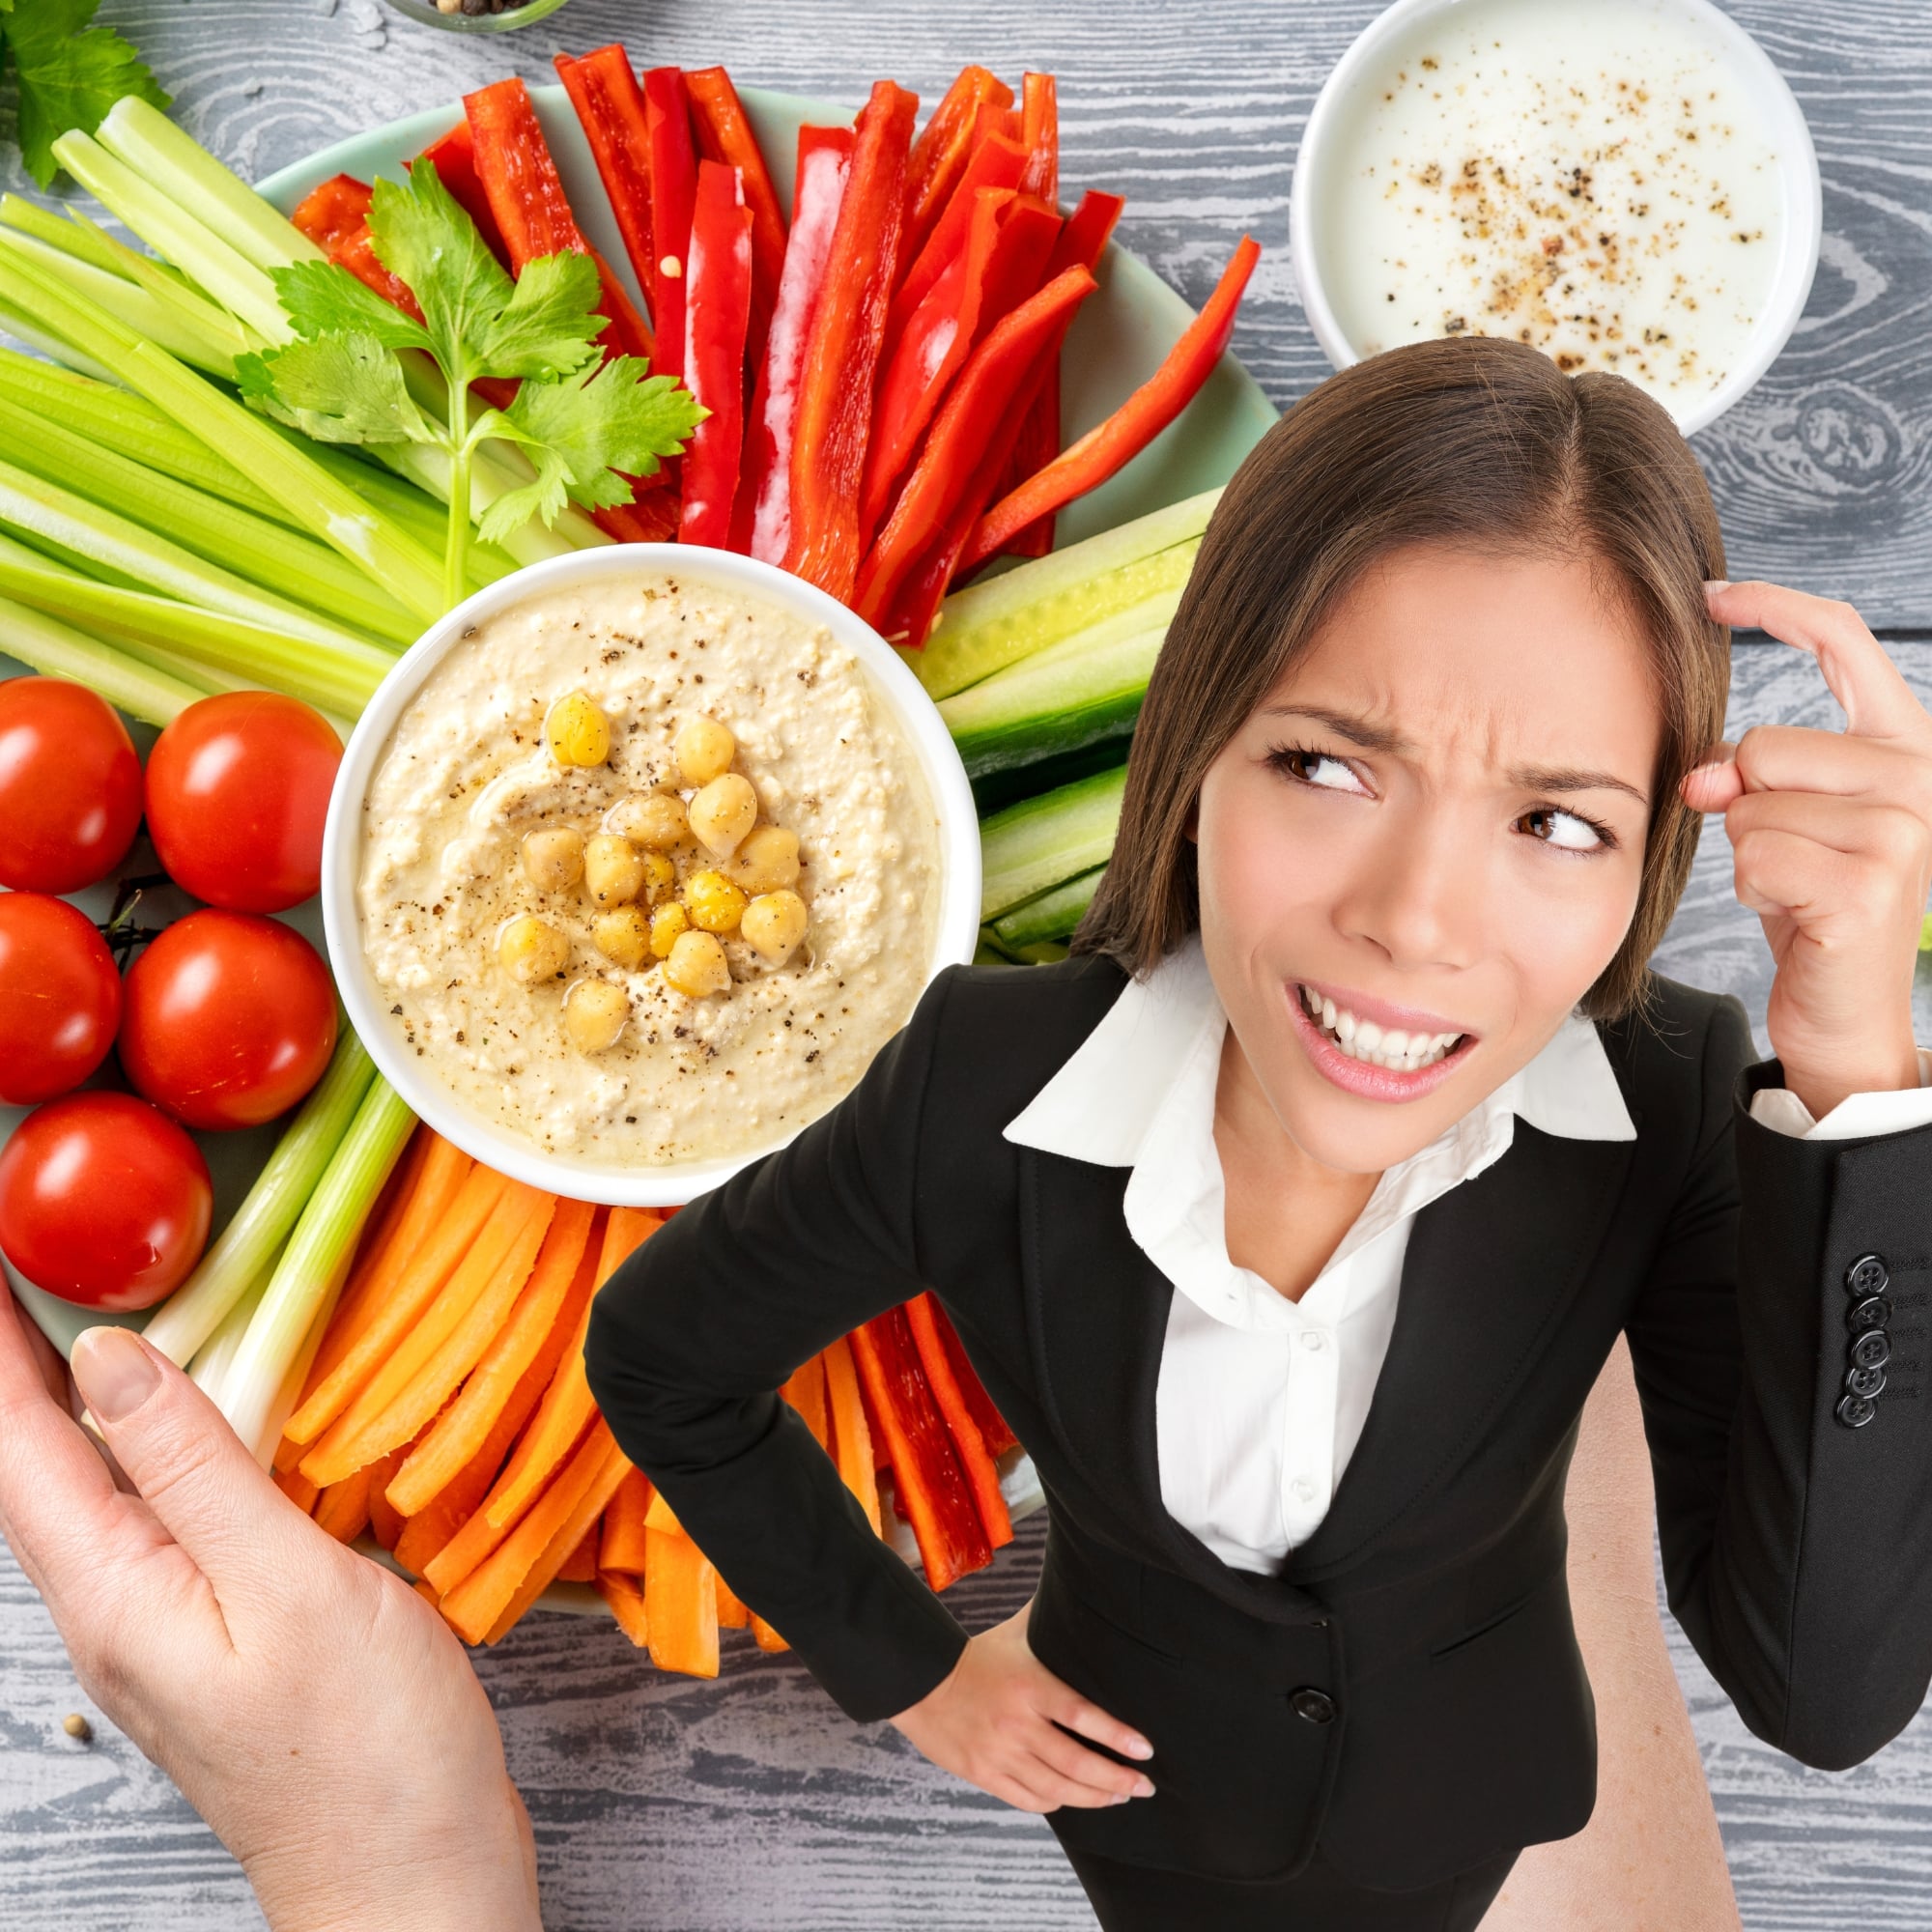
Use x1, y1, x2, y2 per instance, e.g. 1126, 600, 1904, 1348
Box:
270, 260, 432, 354
238, 335, 437, 445
5, 0, 171, 190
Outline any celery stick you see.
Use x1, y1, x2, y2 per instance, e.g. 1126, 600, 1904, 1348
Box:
0, 295, 117, 383
144, 1033, 379, 1367
0, 249, 445, 620
221, 1078, 416, 1466
0, 534, 394, 716
916, 490, 1218, 700
50, 129, 292, 346
96, 97, 328, 278
980, 764, 1129, 920
0, 346, 292, 522
0, 452, 395, 656
0, 593, 203, 724
186, 1264, 274, 1407
253, 1252, 354, 1467
0, 405, 419, 644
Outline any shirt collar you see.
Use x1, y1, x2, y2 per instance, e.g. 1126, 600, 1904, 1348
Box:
1003, 933, 1636, 1167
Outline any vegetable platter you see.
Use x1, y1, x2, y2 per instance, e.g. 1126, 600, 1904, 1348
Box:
0, 52, 1275, 1671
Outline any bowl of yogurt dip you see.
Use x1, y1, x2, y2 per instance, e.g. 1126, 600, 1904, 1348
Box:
1289, 0, 1822, 433
323, 546, 980, 1208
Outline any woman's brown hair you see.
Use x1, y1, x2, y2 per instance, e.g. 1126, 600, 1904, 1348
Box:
1072, 334, 1731, 1021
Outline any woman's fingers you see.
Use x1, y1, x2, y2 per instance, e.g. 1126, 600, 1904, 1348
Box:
1037, 1679, 1155, 1762
1033, 1719, 1156, 1802
1707, 581, 1928, 744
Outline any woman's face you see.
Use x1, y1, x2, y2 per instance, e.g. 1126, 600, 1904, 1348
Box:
1195, 543, 1664, 1176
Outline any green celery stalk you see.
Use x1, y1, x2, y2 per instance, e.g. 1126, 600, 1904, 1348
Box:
220, 1078, 417, 1466
980, 764, 1129, 921
0, 450, 396, 657
0, 533, 393, 716
95, 97, 328, 278
0, 593, 203, 724
50, 129, 293, 345
0, 345, 293, 523
0, 404, 419, 645
143, 1033, 379, 1367
185, 1264, 275, 1408
0, 295, 116, 383
916, 489, 1217, 700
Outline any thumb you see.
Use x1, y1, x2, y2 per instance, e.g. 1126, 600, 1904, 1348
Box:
1680, 744, 1744, 814
70, 1325, 311, 1597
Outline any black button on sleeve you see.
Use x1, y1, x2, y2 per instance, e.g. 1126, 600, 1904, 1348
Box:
1837, 1393, 1879, 1429
1846, 1253, 1890, 1297
1851, 1329, 1892, 1372
1846, 1362, 1888, 1401
1290, 1688, 1337, 1725
1848, 1294, 1893, 1334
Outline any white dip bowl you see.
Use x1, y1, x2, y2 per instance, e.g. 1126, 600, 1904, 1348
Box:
324, 544, 981, 1208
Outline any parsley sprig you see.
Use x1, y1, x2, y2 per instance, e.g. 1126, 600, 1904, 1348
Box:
238, 160, 704, 609
2, 0, 171, 190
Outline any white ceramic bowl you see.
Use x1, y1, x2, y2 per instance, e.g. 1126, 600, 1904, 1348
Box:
322, 545, 981, 1208
1289, 0, 1822, 435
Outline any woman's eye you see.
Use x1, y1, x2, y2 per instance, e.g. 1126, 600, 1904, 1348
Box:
1520, 806, 1607, 852
1270, 746, 1368, 795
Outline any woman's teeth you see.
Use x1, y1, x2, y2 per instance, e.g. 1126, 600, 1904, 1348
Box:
1297, 984, 1463, 1072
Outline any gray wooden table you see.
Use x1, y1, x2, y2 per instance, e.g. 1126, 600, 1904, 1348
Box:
4, 2, 1931, 1926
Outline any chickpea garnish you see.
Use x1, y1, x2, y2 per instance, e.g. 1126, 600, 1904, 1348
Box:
675, 716, 736, 786
498, 914, 569, 984
741, 889, 809, 966
605, 790, 688, 851
563, 978, 630, 1054
640, 850, 675, 902
648, 901, 690, 958
593, 907, 652, 970
521, 826, 584, 893
663, 928, 730, 998
546, 690, 610, 768
583, 833, 646, 907
687, 772, 757, 858
683, 867, 748, 934
726, 824, 800, 895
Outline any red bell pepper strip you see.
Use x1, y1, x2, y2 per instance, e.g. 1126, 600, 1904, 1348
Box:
781, 79, 919, 603
332, 225, 427, 325
736, 126, 852, 561
860, 185, 1013, 542
291, 174, 373, 253
1017, 71, 1058, 204
927, 1295, 1019, 1459
640, 67, 699, 386
683, 65, 786, 368
905, 1292, 1012, 1551
594, 493, 680, 544
901, 65, 1013, 267
553, 47, 656, 325
849, 1306, 991, 1593
853, 263, 1097, 633
992, 188, 1126, 561
412, 122, 511, 265
960, 233, 1262, 573
463, 77, 655, 367
677, 161, 754, 550
975, 194, 1064, 327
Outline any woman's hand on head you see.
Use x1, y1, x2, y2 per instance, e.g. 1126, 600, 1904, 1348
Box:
888, 1600, 1156, 1814
0, 1289, 542, 1932
1683, 581, 1932, 1121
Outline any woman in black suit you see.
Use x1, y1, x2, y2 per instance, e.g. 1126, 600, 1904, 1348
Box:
586, 334, 1932, 1930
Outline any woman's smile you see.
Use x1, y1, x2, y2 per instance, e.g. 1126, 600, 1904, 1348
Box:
1285, 977, 1477, 1100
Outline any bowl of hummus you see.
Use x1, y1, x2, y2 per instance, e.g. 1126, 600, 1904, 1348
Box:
322, 546, 980, 1207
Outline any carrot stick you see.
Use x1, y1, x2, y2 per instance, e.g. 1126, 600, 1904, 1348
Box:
597, 1465, 654, 1577
598, 1569, 650, 1646
384, 1196, 596, 1516
312, 1466, 373, 1543
483, 1442, 634, 1644
298, 1186, 553, 1487
823, 1333, 881, 1535
906, 1292, 1012, 1549
557, 1520, 600, 1584
644, 1525, 720, 1677
283, 1162, 509, 1447
643, 1485, 683, 1534
365, 1438, 414, 1551
478, 1208, 661, 1534
751, 1612, 788, 1653
274, 1465, 320, 1516
717, 1577, 752, 1629
439, 1421, 621, 1645
781, 1351, 830, 1447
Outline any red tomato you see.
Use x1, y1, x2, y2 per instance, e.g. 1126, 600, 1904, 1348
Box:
0, 678, 143, 894
144, 692, 343, 913
120, 910, 337, 1130
0, 893, 122, 1105
0, 1092, 211, 1310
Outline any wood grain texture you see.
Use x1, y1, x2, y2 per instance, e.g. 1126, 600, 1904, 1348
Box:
4, 3, 1932, 1928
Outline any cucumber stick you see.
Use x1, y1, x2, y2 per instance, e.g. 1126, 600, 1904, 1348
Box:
980, 765, 1127, 922
991, 867, 1106, 947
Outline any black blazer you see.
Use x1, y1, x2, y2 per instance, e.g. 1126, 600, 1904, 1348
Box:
585, 954, 1932, 1891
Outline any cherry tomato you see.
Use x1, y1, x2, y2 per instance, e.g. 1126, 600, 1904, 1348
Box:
0, 893, 122, 1105
0, 1092, 211, 1310
0, 678, 143, 894
144, 692, 343, 913
120, 910, 337, 1130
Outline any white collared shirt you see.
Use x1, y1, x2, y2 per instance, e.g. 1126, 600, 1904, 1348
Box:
1004, 937, 1932, 1576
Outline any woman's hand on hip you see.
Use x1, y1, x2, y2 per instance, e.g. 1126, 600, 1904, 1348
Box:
1683, 581, 1932, 1121
888, 1599, 1156, 1813
0, 1290, 542, 1932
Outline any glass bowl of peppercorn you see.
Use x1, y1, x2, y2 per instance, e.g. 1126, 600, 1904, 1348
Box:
384, 0, 574, 31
